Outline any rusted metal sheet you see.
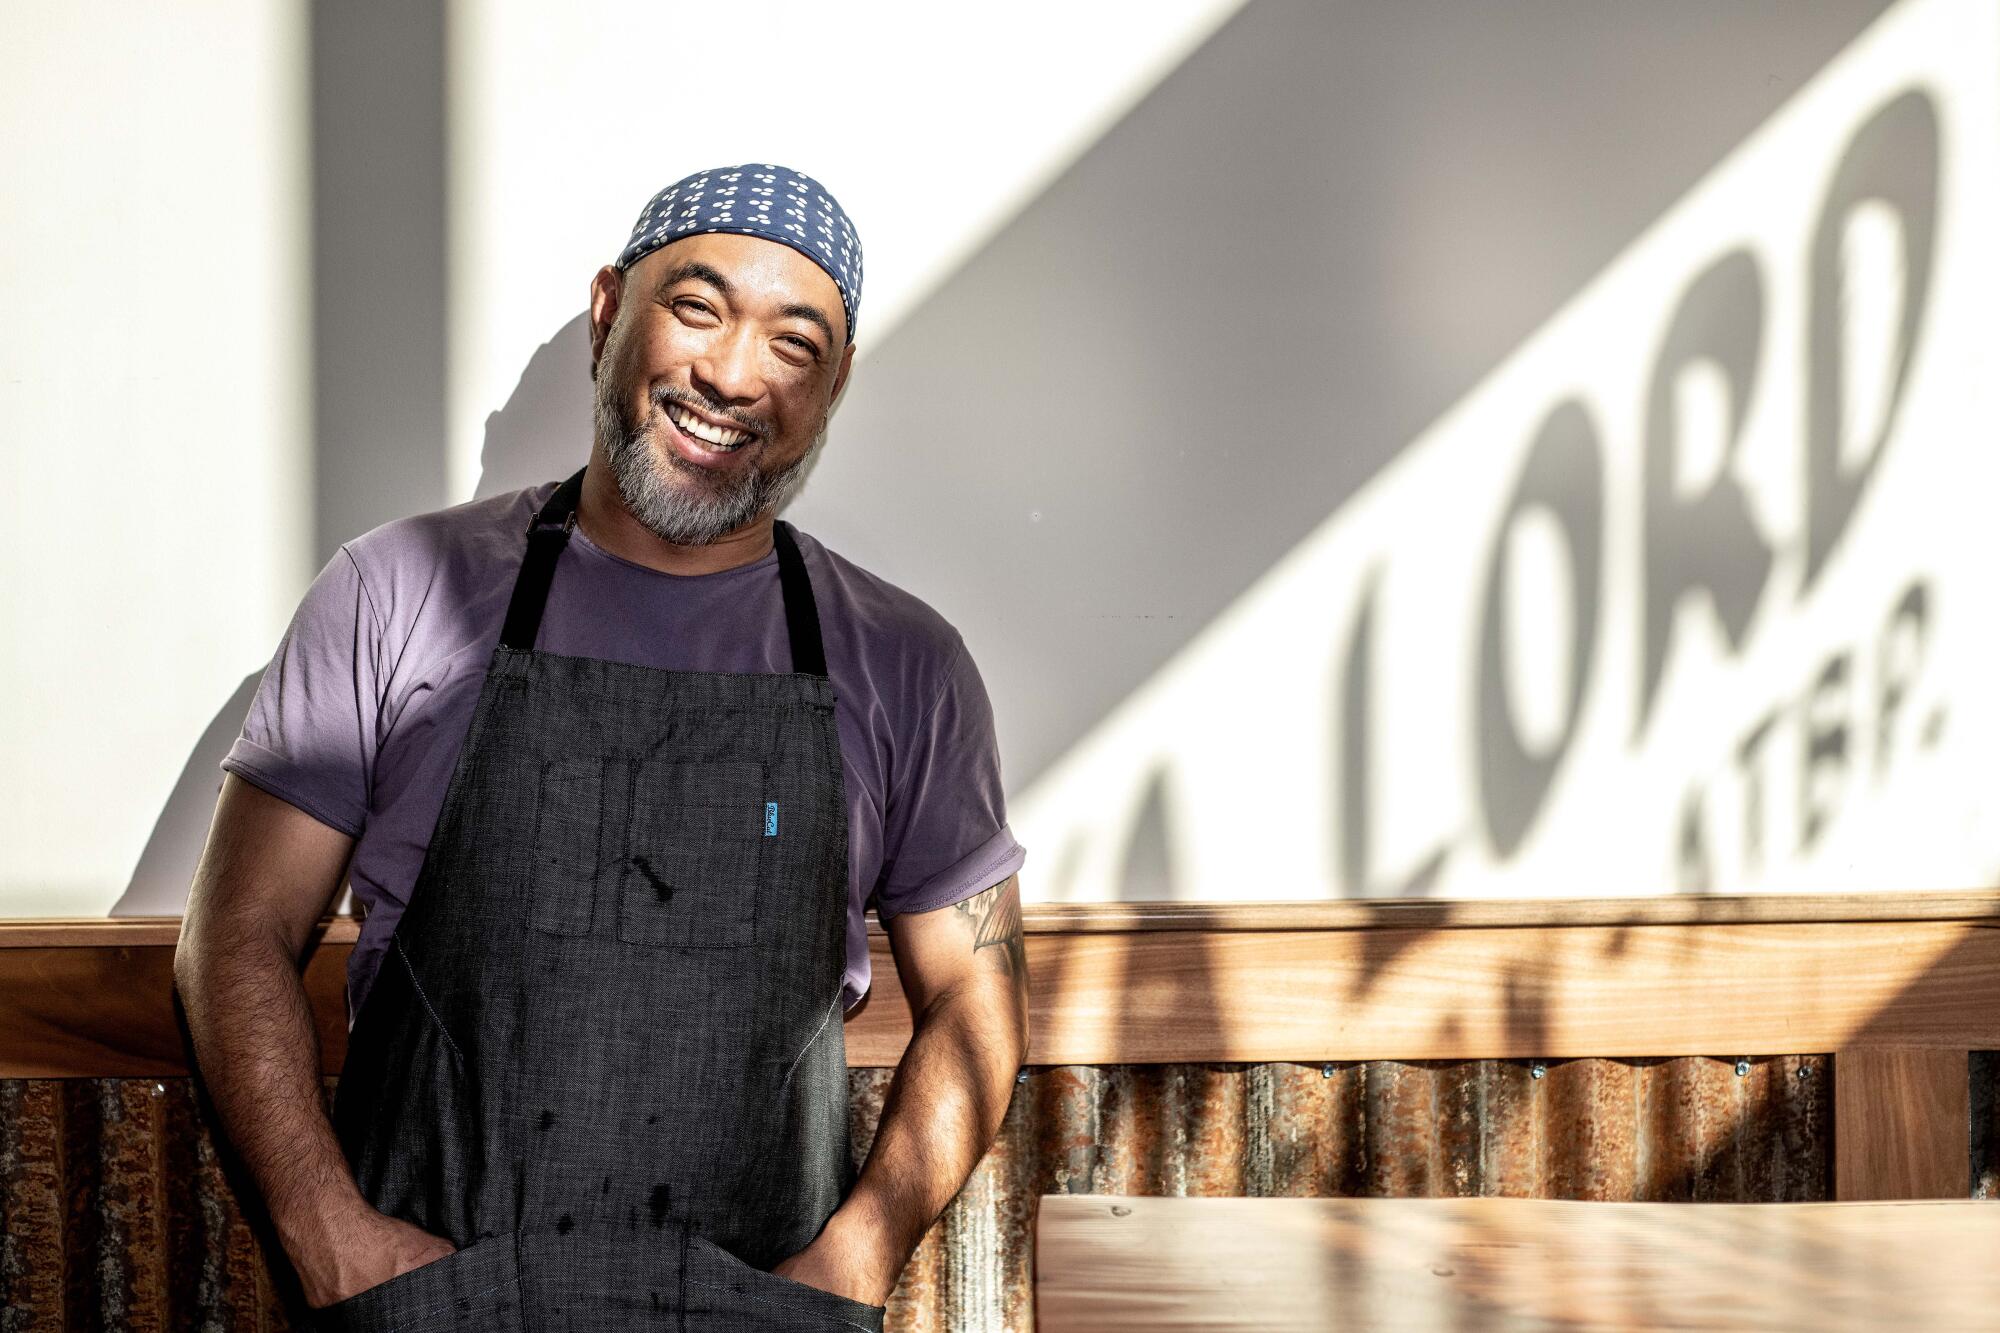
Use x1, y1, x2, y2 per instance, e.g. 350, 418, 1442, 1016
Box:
0, 1076, 302, 1331
1974, 1050, 1998, 1200
2, 1057, 1983, 1330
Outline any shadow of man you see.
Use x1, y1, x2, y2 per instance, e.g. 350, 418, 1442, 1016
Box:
113, 312, 597, 917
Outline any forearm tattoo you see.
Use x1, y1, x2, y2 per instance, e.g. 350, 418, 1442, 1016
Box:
954, 873, 1026, 985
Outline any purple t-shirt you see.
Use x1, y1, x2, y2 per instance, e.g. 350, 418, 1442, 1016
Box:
222, 482, 1026, 1024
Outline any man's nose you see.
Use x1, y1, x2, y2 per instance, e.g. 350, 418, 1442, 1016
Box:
690, 325, 766, 406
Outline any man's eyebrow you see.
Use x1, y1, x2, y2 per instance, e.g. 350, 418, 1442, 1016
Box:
654, 260, 733, 298
778, 302, 835, 347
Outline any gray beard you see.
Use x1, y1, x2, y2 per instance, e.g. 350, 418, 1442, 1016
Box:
593, 356, 824, 547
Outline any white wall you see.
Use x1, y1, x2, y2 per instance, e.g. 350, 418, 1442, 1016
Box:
1015, 0, 2000, 901
0, 0, 1245, 914
7, 0, 1961, 917
445, 0, 1249, 499
0, 2, 311, 913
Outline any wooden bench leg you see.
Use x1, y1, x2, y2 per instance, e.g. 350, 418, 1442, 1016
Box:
1833, 1048, 1969, 1199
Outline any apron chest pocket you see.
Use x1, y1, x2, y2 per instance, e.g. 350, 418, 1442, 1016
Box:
525, 758, 607, 938
617, 759, 766, 949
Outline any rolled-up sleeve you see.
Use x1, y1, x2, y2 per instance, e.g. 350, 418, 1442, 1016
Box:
873, 636, 1026, 919
221, 546, 382, 838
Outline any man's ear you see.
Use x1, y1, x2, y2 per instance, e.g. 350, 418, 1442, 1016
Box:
829, 340, 857, 406
587, 265, 624, 381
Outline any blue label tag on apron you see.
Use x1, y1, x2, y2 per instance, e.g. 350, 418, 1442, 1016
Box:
765, 802, 779, 836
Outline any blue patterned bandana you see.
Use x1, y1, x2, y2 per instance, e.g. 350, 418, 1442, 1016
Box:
614, 164, 863, 345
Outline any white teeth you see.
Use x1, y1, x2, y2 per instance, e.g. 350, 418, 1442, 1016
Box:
667, 404, 751, 449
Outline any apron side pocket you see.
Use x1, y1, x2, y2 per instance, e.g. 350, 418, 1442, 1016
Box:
527, 757, 604, 937
681, 1233, 887, 1332
312, 1228, 523, 1333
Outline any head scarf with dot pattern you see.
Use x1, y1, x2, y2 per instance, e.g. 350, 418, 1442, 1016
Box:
615, 163, 863, 346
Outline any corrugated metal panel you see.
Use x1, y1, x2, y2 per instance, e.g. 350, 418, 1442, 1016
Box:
2, 1057, 1985, 1330
0, 1076, 301, 1331
1975, 1050, 1998, 1200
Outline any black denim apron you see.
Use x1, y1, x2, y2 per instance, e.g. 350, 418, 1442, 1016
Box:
321, 468, 886, 1332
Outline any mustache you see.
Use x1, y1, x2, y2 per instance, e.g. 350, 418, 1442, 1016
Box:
652, 385, 771, 440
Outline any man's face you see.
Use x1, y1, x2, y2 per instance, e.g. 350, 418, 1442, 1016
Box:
589, 231, 854, 545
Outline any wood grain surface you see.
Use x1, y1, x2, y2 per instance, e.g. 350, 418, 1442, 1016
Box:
1034, 1194, 2000, 1331
852, 918, 2000, 1066
0, 922, 354, 1078
1012, 893, 2000, 932
3, 896, 1998, 1074
1835, 1047, 1972, 1199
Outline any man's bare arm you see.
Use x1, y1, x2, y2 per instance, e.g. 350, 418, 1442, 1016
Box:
174, 773, 452, 1307
775, 872, 1030, 1305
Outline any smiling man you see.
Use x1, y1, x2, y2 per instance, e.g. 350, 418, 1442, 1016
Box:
175, 164, 1030, 1330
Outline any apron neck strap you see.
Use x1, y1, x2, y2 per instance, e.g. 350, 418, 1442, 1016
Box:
498, 465, 829, 678
770, 518, 827, 678
498, 467, 584, 652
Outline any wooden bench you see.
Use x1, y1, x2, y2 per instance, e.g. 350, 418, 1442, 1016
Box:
1034, 1194, 2000, 1330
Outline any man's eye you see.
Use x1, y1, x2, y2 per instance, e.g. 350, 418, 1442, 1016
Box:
674, 298, 715, 318
780, 335, 819, 358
